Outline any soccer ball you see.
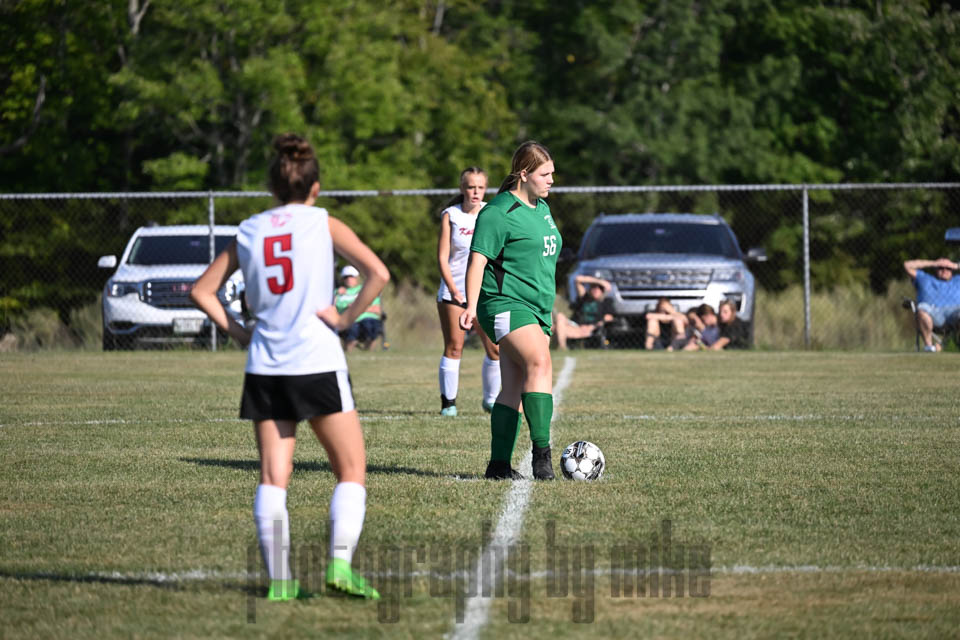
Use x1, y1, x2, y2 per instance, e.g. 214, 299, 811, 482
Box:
560, 441, 605, 480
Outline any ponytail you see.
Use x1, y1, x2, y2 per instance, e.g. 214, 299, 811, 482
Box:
499, 141, 552, 195
497, 173, 520, 195
269, 133, 319, 204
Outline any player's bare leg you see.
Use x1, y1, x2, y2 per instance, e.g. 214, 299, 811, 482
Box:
499, 326, 555, 480
254, 420, 299, 600
437, 301, 465, 416
477, 322, 501, 412
309, 411, 379, 599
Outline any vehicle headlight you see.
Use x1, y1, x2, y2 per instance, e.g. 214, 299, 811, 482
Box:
107, 281, 140, 297
591, 269, 614, 281
711, 268, 743, 283
222, 279, 239, 303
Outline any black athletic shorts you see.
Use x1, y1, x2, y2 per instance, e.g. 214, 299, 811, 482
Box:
240, 370, 355, 422
440, 297, 468, 309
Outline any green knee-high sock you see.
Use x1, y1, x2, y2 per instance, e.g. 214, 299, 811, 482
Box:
522, 392, 553, 449
490, 403, 522, 462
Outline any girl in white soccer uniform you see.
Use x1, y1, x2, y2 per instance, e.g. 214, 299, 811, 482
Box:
191, 134, 388, 601
436, 167, 501, 416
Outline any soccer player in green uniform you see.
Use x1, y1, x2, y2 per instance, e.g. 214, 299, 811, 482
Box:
459, 141, 561, 480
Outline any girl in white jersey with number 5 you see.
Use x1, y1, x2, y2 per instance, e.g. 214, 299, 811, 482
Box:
436, 167, 501, 417
191, 133, 389, 601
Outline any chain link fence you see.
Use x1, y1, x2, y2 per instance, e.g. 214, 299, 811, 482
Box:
1, 184, 958, 351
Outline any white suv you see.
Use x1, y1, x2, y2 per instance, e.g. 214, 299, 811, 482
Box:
97, 225, 243, 350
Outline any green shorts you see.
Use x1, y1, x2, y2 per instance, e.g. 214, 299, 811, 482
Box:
477, 305, 551, 344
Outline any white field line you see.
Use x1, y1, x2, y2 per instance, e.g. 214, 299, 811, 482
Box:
6, 563, 959, 588
448, 356, 577, 640
5, 411, 956, 430
622, 414, 959, 422
0, 415, 413, 428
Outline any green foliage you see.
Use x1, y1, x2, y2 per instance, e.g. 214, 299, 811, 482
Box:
142, 152, 209, 190
1, 0, 959, 330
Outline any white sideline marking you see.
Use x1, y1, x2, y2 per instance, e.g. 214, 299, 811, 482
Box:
8, 563, 959, 589
5, 411, 955, 430
622, 414, 959, 422
0, 417, 245, 428
0, 415, 411, 429
448, 357, 577, 640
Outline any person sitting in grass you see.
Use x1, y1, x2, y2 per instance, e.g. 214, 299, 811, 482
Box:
554, 274, 615, 350
335, 265, 383, 351
712, 299, 749, 350
683, 303, 721, 350
644, 297, 691, 351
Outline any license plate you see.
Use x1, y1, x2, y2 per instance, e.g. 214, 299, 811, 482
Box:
173, 318, 204, 335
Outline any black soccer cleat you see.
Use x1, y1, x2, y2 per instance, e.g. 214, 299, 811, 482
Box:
484, 460, 525, 480
532, 446, 555, 480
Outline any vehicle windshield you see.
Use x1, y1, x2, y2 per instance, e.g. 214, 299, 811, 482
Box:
581, 222, 741, 259
127, 235, 235, 265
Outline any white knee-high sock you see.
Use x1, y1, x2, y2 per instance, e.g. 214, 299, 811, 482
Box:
482, 355, 501, 405
439, 356, 461, 402
253, 484, 291, 581
329, 482, 367, 564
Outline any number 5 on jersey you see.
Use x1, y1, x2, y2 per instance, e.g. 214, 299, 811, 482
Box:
264, 234, 293, 294
542, 234, 557, 257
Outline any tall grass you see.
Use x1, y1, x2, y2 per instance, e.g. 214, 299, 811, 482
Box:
0, 281, 927, 352
755, 280, 920, 350
0, 283, 448, 353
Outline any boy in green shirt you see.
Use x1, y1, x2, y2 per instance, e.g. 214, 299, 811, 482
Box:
335, 265, 383, 351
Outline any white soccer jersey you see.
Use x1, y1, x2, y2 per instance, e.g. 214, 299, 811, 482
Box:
437, 202, 484, 302
236, 204, 347, 375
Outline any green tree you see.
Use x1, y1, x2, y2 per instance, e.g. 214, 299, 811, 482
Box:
0, 1, 124, 191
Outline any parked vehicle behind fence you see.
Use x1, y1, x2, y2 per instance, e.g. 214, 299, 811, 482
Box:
566, 213, 767, 345
98, 225, 244, 350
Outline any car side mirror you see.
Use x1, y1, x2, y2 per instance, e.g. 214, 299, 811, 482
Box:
746, 247, 767, 263
98, 255, 117, 269
558, 247, 576, 263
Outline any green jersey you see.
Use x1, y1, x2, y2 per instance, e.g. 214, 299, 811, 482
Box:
334, 284, 381, 322
470, 191, 562, 326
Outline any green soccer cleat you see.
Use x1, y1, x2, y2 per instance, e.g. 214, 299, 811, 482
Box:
266, 578, 300, 601
326, 558, 380, 600
440, 405, 458, 417
481, 401, 494, 414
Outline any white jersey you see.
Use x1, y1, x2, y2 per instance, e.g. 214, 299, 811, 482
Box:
437, 202, 484, 302
236, 204, 347, 375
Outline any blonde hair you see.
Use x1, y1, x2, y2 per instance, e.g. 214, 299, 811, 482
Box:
440, 166, 487, 211
497, 140, 552, 194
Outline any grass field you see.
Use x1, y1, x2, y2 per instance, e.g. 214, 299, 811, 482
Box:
2, 349, 959, 638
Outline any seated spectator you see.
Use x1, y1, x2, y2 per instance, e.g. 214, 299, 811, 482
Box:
554, 275, 615, 350
644, 297, 691, 351
710, 299, 748, 350
683, 303, 721, 350
335, 265, 383, 351
903, 257, 960, 352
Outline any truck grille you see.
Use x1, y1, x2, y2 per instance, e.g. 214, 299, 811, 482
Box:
613, 268, 712, 288
143, 280, 194, 308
